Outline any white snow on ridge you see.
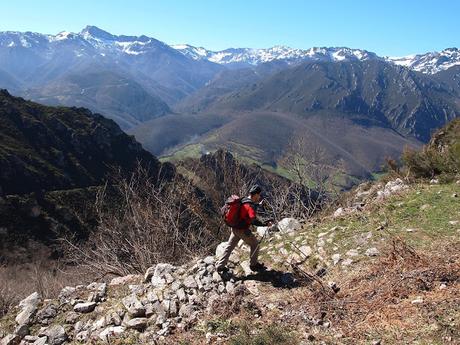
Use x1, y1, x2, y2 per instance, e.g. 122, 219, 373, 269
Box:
207, 46, 376, 65
174, 43, 460, 74
115, 40, 151, 55
386, 48, 460, 74
0, 26, 458, 74
172, 44, 211, 60
50, 31, 72, 41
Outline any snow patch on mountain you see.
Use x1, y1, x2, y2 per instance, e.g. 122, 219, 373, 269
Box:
0, 26, 459, 75
386, 48, 460, 74
171, 44, 210, 60
173, 45, 381, 67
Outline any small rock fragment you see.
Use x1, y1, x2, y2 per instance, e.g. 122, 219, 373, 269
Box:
44, 325, 66, 345
365, 247, 379, 257
74, 302, 96, 313
125, 318, 148, 331
122, 294, 145, 317
411, 297, 424, 304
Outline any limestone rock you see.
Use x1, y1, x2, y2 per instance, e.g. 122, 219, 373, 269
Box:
75, 331, 88, 342
176, 288, 187, 302
365, 247, 380, 257
346, 249, 359, 257
64, 312, 79, 324
151, 276, 166, 288
23, 335, 38, 343
125, 318, 148, 331
32, 337, 47, 345
99, 326, 125, 342
332, 206, 344, 218
58, 286, 76, 302
178, 304, 195, 318
411, 297, 424, 304
342, 258, 353, 266
44, 325, 66, 345
74, 302, 96, 313
203, 256, 215, 265
240, 260, 252, 276
225, 281, 235, 293
87, 282, 106, 302
109, 274, 141, 286
36, 304, 57, 323
1, 334, 20, 345
144, 266, 156, 283
122, 294, 145, 317
183, 276, 198, 289
243, 280, 260, 295
331, 253, 341, 265
277, 218, 301, 233
298, 245, 312, 257
15, 292, 41, 326
154, 263, 175, 278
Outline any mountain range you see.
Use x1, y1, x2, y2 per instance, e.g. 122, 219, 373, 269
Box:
1, 26, 459, 185
172, 44, 460, 74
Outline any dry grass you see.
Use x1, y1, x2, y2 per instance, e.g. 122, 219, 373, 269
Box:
0, 260, 95, 318
170, 237, 459, 344
290, 238, 460, 343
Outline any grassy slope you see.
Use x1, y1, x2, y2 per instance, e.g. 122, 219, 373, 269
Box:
175, 181, 460, 344
1, 181, 458, 344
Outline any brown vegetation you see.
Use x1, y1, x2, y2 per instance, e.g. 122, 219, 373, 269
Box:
402, 118, 460, 181
61, 164, 222, 278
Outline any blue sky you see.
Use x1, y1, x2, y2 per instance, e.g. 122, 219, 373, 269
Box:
1, 0, 459, 56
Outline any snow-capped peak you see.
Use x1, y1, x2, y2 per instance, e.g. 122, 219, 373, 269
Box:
80, 25, 116, 42
171, 44, 211, 60
172, 44, 381, 66
386, 48, 460, 74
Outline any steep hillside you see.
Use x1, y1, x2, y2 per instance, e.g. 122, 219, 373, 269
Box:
0, 90, 179, 263
22, 69, 172, 129
0, 89, 168, 196
174, 61, 291, 113
199, 60, 459, 142
1, 177, 457, 344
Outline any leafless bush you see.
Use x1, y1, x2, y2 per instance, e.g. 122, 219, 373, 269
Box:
62, 164, 220, 277
271, 139, 344, 221
0, 258, 87, 317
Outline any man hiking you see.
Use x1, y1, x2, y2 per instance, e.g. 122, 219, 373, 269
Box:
216, 185, 272, 273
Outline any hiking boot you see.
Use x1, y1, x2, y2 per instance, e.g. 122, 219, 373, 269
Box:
250, 262, 267, 272
217, 266, 229, 274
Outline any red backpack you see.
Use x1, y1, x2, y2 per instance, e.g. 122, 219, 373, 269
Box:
221, 195, 246, 228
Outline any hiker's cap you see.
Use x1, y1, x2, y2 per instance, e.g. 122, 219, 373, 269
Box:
249, 184, 262, 195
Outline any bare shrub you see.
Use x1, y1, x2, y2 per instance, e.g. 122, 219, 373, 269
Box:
0, 258, 88, 317
272, 139, 344, 221
62, 164, 220, 277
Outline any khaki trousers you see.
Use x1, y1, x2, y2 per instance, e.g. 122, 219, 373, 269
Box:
216, 228, 260, 268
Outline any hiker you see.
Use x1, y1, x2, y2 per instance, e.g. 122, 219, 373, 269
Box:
216, 185, 273, 273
